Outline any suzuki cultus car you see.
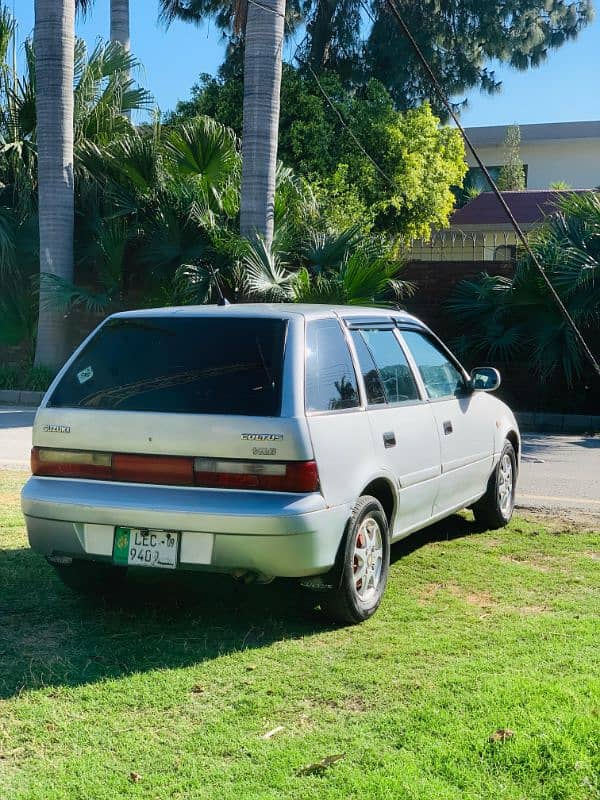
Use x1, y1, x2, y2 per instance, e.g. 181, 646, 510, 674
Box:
22, 305, 519, 623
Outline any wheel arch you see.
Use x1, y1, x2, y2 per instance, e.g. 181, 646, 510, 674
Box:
359, 476, 397, 531
506, 429, 520, 469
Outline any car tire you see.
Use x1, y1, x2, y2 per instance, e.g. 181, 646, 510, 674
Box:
48, 558, 128, 595
321, 495, 390, 625
472, 440, 517, 529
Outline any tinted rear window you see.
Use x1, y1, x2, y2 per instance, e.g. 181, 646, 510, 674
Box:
305, 319, 360, 412
48, 316, 287, 416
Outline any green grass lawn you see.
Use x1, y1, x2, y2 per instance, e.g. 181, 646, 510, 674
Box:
0, 470, 598, 800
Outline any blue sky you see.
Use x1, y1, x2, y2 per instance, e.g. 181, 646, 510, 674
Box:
12, 0, 600, 126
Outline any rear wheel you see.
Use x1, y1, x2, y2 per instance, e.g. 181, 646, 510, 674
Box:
473, 440, 517, 529
48, 557, 128, 595
321, 495, 390, 625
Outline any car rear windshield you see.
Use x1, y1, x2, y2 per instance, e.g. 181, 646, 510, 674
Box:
48, 316, 287, 416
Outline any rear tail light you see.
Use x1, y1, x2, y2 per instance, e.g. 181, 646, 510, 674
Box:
31, 447, 319, 493
31, 447, 112, 480
193, 458, 319, 492
112, 453, 194, 486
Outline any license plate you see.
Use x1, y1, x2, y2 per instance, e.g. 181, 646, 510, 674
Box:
113, 527, 179, 569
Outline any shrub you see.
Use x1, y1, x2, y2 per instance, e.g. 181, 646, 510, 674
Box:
0, 365, 55, 392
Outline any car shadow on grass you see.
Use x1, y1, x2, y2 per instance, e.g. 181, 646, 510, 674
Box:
390, 512, 482, 563
0, 513, 482, 699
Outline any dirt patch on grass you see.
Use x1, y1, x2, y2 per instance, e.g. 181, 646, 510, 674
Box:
450, 586, 496, 609
418, 581, 551, 616
304, 695, 368, 713
499, 553, 558, 573
418, 583, 497, 609
0, 491, 23, 507
418, 583, 445, 603
582, 551, 600, 561
327, 696, 368, 712
517, 509, 600, 534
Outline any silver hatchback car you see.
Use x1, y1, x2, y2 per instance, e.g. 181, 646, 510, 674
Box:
22, 304, 519, 623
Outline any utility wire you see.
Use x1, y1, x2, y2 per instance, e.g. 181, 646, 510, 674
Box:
300, 59, 399, 191
288, 23, 400, 192
381, 0, 600, 379
246, 0, 285, 17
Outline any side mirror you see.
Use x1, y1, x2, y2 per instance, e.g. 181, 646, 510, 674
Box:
470, 367, 501, 392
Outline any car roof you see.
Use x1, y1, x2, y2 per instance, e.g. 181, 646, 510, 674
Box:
111, 303, 424, 325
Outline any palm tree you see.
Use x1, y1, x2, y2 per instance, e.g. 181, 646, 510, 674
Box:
34, 0, 76, 368
448, 192, 600, 385
239, 0, 285, 247
110, 0, 130, 51
160, 0, 286, 248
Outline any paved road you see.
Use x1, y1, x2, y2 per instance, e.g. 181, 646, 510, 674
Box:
0, 407, 36, 469
519, 433, 600, 517
1, 407, 598, 517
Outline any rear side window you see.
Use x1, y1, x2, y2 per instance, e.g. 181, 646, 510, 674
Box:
359, 329, 419, 404
305, 319, 360, 412
402, 330, 466, 399
48, 316, 287, 416
350, 331, 386, 405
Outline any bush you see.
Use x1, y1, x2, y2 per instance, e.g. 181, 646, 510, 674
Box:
0, 365, 55, 392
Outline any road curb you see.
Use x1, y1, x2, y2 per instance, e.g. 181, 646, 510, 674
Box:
516, 412, 599, 435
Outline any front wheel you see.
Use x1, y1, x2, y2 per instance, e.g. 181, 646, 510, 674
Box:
473, 440, 517, 529
321, 496, 390, 625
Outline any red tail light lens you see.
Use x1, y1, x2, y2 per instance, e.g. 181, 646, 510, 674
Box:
112, 453, 194, 485
193, 458, 319, 492
31, 448, 320, 493
31, 447, 112, 480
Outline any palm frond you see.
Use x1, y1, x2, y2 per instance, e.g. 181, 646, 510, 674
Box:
39, 273, 111, 313
164, 115, 239, 189
241, 235, 295, 301
303, 224, 363, 272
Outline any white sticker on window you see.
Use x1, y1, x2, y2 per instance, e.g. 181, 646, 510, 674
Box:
77, 366, 94, 384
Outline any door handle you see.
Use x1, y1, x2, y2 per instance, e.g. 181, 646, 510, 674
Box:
443, 420, 453, 435
383, 431, 396, 448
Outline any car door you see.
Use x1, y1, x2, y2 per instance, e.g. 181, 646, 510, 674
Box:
347, 323, 441, 537
400, 328, 494, 515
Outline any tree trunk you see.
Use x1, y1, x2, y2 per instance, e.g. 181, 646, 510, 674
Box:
110, 0, 131, 120
34, 0, 75, 369
239, 0, 285, 248
110, 0, 130, 51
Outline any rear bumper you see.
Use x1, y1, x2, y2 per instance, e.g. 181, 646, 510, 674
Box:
21, 477, 351, 577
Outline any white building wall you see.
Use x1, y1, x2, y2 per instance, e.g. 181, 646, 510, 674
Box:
466, 139, 600, 189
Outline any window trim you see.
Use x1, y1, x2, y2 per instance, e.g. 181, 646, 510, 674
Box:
304, 317, 364, 416
343, 317, 395, 331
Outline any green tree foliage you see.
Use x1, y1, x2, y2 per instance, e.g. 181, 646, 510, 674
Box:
497, 124, 526, 191
0, 32, 412, 359
160, 0, 592, 115
0, 32, 152, 356
167, 66, 467, 239
448, 192, 600, 385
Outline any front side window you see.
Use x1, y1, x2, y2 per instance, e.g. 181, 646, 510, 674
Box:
402, 330, 466, 400
48, 316, 287, 416
359, 329, 419, 404
305, 320, 360, 412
